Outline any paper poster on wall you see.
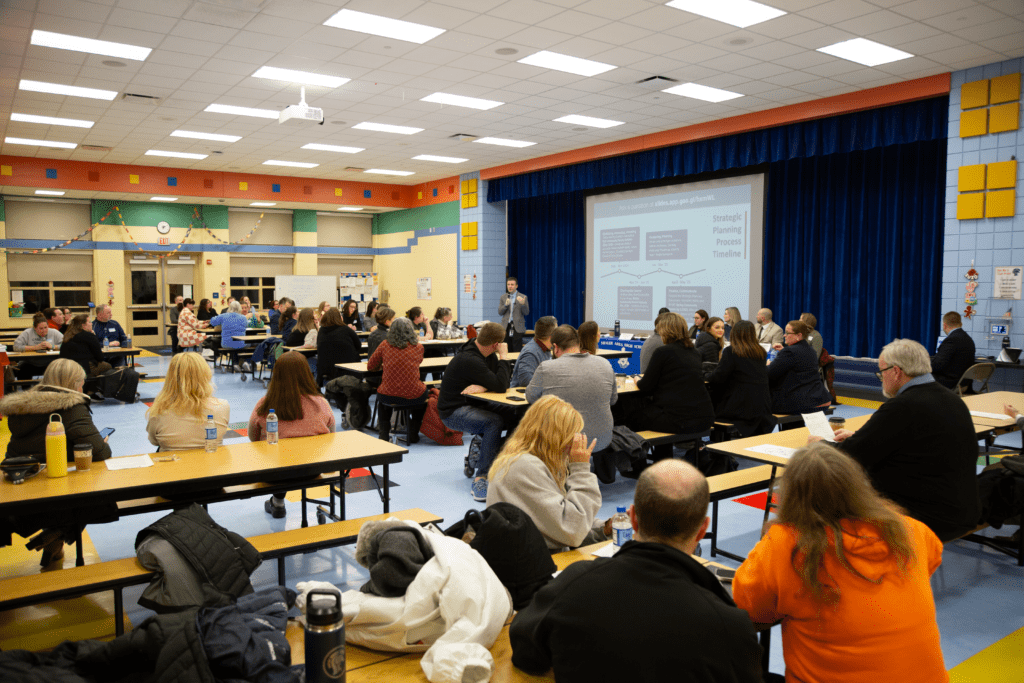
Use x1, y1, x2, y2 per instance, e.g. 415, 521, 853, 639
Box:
417, 277, 432, 300
372, 285, 380, 299
464, 275, 472, 293
994, 267, 1022, 299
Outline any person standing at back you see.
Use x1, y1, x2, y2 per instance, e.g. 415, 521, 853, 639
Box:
499, 276, 529, 352
931, 311, 976, 392
169, 295, 183, 354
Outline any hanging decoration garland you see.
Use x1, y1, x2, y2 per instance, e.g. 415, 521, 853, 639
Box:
203, 211, 265, 245
0, 206, 120, 254
120, 206, 195, 260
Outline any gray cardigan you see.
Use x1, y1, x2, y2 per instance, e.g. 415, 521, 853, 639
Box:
525, 352, 617, 451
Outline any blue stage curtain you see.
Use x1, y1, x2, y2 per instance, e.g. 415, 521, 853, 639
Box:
501, 98, 948, 355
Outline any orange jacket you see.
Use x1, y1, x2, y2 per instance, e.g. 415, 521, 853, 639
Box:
733, 515, 947, 683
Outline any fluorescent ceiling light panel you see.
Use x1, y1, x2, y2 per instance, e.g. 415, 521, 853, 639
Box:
146, 149, 207, 159
263, 160, 319, 168
473, 137, 537, 148
662, 82, 743, 102
150, 196, 178, 201
31, 29, 152, 61
35, 190, 65, 196
338, 206, 363, 211
12, 112, 94, 128
204, 103, 279, 119
353, 122, 423, 135
413, 155, 468, 163
664, 0, 786, 28
365, 169, 415, 176
817, 38, 913, 67
252, 66, 349, 88
251, 202, 276, 207
420, 92, 503, 110
553, 114, 624, 128
19, 79, 117, 101
5, 137, 77, 149
171, 130, 242, 143
517, 50, 615, 77
323, 9, 445, 44
302, 143, 364, 153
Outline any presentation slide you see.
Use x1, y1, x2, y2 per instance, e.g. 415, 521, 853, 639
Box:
585, 173, 765, 335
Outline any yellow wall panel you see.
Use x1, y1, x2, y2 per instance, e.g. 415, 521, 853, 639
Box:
465, 178, 477, 193
373, 231, 458, 319
986, 190, 1016, 218
989, 102, 1020, 134
462, 192, 478, 208
990, 73, 1021, 104
961, 79, 990, 109
461, 221, 478, 236
960, 109, 988, 137
462, 235, 478, 250
460, 180, 469, 194
986, 160, 1017, 190
957, 193, 985, 220
958, 164, 987, 192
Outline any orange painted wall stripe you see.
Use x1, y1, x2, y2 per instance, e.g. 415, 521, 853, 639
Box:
0, 156, 459, 210
480, 73, 952, 181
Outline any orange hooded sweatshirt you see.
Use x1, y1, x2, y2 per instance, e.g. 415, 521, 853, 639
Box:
733, 515, 947, 683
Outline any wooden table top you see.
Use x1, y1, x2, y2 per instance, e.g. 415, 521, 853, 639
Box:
7, 347, 142, 360
961, 391, 1022, 427
232, 334, 281, 341
336, 348, 630, 377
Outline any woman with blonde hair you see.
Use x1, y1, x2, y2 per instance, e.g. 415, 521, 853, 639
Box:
146, 352, 229, 450
723, 306, 742, 340
486, 395, 611, 551
733, 442, 946, 683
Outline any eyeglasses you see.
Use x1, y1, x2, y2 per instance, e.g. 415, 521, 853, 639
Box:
874, 365, 899, 381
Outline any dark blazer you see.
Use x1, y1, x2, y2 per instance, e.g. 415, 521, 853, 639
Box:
837, 381, 981, 541
316, 324, 362, 386
694, 332, 722, 364
931, 328, 976, 390
636, 341, 714, 433
59, 330, 105, 376
708, 346, 773, 437
767, 340, 832, 414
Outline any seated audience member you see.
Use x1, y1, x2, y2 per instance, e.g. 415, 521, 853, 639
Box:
366, 306, 394, 357
526, 325, 616, 452
278, 305, 298, 341
734, 442, 947, 683
708, 320, 773, 437
767, 320, 832, 414
723, 306, 742, 340
13, 314, 63, 379
430, 307, 457, 338
488, 395, 611, 551
406, 306, 435, 340
800, 312, 824, 358
510, 459, 762, 682
267, 299, 282, 333
146, 352, 229, 450
220, 296, 234, 314
169, 296, 183, 354
208, 300, 248, 370
44, 307, 63, 331
755, 307, 784, 346
60, 314, 112, 378
829, 339, 980, 541
639, 311, 670, 373
438, 322, 515, 502
316, 300, 331, 325
363, 301, 379, 332
249, 352, 335, 518
367, 318, 428, 443
689, 309, 709, 341
176, 298, 208, 351
316, 307, 362, 388
93, 304, 129, 366
932, 311, 976, 392
241, 301, 262, 328
0, 359, 113, 566
196, 298, 215, 322
695, 316, 725, 363
577, 321, 599, 355
510, 315, 557, 387
340, 300, 362, 330
286, 308, 318, 348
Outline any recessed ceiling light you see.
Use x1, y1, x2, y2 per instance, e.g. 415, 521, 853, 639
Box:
171, 130, 242, 143
251, 202, 276, 207
263, 160, 319, 168
365, 169, 415, 176
251, 66, 350, 88
353, 122, 423, 135
150, 196, 178, 201
553, 114, 624, 128
338, 206, 363, 211
19, 79, 117, 101
204, 103, 279, 119
517, 50, 616, 77
421, 93, 503, 110
412, 155, 468, 163
473, 137, 537, 148
35, 190, 65, 196
817, 38, 913, 67
323, 9, 445, 44
665, 0, 786, 28
11, 112, 94, 128
145, 150, 207, 159
662, 82, 743, 102
5, 137, 77, 149
30, 30, 152, 60
301, 143, 364, 153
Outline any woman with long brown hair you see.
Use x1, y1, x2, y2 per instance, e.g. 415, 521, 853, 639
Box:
340, 299, 361, 329
707, 320, 772, 437
577, 320, 599, 355
59, 313, 111, 377
733, 442, 945, 683
285, 307, 317, 348
690, 309, 709, 340
695, 316, 725, 363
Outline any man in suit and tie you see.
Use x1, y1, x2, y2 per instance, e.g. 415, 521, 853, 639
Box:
499, 276, 530, 352
755, 308, 784, 346
932, 311, 976, 391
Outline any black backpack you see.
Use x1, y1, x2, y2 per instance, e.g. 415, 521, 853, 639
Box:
444, 502, 556, 610
101, 366, 140, 403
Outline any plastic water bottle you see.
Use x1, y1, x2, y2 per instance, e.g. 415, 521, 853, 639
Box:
305, 589, 345, 683
612, 506, 632, 547
614, 320, 620, 336
267, 409, 279, 444
103, 337, 110, 350
125, 335, 131, 348
204, 414, 217, 452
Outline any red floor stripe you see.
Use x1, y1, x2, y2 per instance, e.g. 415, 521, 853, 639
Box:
733, 492, 777, 510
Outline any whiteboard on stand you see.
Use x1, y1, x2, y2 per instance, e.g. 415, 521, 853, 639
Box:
275, 275, 338, 308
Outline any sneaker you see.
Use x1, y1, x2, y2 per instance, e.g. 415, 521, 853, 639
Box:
241, 361, 252, 372
471, 478, 488, 502
264, 496, 286, 519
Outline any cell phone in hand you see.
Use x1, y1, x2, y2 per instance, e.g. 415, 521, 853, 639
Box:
713, 566, 736, 582
100, 427, 115, 439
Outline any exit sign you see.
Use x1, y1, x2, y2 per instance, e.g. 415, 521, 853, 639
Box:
158, 237, 169, 245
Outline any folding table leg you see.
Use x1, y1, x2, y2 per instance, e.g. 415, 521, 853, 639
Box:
114, 588, 124, 636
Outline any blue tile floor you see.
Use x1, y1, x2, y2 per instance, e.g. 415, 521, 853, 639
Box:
80, 353, 1024, 675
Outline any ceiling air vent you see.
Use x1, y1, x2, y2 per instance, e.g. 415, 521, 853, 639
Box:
635, 76, 678, 87
122, 92, 162, 103
449, 133, 477, 141
80, 144, 112, 151
344, 167, 365, 172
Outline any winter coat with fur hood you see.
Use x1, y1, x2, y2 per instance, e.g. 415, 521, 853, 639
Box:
0, 385, 112, 463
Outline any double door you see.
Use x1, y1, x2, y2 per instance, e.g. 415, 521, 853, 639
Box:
126, 257, 195, 347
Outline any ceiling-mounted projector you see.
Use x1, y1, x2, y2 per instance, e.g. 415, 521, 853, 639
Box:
280, 87, 324, 125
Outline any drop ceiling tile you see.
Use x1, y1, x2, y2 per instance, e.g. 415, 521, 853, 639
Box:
620, 5, 692, 32
734, 62, 793, 79
798, 0, 878, 23
802, 58, 869, 77
984, 32, 1024, 56
984, 0, 1024, 15
627, 55, 692, 75
456, 15, 529, 40
503, 26, 576, 50
926, 5, 1007, 31
900, 33, 970, 56
146, 50, 209, 69
833, 9, 914, 35
668, 43, 728, 64
261, 0, 337, 22
573, 0, 649, 21
106, 8, 179, 33
378, 59, 437, 77
181, 2, 258, 30
140, 62, 196, 81
763, 70, 820, 86
956, 17, 1024, 41
213, 45, 276, 66
925, 43, 1002, 65
700, 53, 763, 72
157, 36, 222, 58
36, 0, 112, 23
488, 0, 567, 24
892, 0, 974, 21
622, 33, 691, 57
747, 14, 824, 40
790, 77, 844, 93
783, 26, 856, 50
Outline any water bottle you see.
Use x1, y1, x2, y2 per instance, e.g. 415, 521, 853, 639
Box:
611, 506, 632, 547
45, 414, 68, 478
125, 335, 131, 348
267, 409, 279, 444
205, 414, 217, 452
305, 589, 345, 683
103, 337, 110, 350
614, 320, 620, 336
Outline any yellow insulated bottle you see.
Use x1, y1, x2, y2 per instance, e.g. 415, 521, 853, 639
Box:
46, 414, 67, 478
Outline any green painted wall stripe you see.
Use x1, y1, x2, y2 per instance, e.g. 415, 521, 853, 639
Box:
372, 201, 459, 235
91, 199, 228, 230
292, 209, 317, 233
0, 196, 5, 222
